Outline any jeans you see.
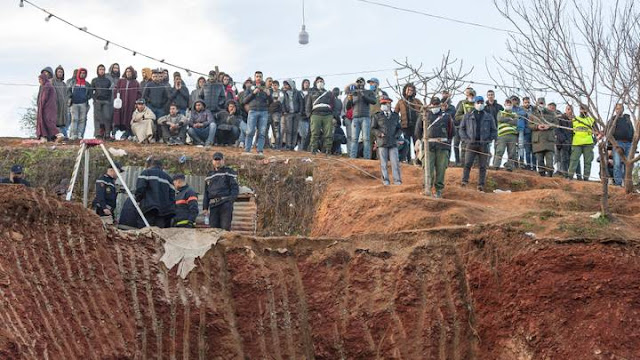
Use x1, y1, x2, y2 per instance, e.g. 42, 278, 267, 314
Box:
283, 113, 300, 149
613, 141, 632, 186
187, 124, 217, 145
378, 147, 402, 185
524, 134, 536, 169
297, 118, 310, 151
161, 124, 187, 143
238, 121, 247, 144
310, 114, 334, 153
93, 99, 113, 138
556, 143, 571, 176
69, 103, 88, 140
462, 142, 490, 186
351, 116, 371, 159
244, 110, 269, 152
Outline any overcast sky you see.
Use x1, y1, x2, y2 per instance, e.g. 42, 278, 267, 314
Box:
0, 0, 527, 137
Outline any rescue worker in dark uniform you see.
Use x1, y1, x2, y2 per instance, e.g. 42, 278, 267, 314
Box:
0, 165, 31, 187
203, 152, 239, 230
134, 158, 175, 228
92, 162, 124, 217
172, 174, 199, 228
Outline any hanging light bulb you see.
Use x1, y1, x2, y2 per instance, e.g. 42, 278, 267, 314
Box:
186, 70, 192, 77
160, 59, 165, 63
45, 14, 52, 22
298, 0, 309, 45
78, 26, 87, 31
19, 0, 24, 7
104, 41, 109, 50
132, 51, 137, 56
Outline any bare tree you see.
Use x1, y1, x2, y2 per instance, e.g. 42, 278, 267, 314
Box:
19, 94, 38, 137
493, 0, 640, 217
388, 51, 473, 195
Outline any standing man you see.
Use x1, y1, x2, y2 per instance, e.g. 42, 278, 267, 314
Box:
484, 90, 504, 164
37, 73, 63, 142
203, 152, 239, 231
459, 96, 497, 191
492, 99, 519, 171
203, 70, 226, 115
611, 104, 634, 186
172, 174, 199, 228
0, 165, 31, 187
556, 104, 575, 177
243, 71, 272, 155
92, 162, 124, 218
529, 97, 558, 177
52, 66, 68, 136
454, 88, 477, 166
67, 68, 92, 140
169, 74, 190, 115
143, 69, 170, 140
395, 83, 423, 162
268, 80, 284, 149
91, 64, 114, 139
113, 66, 141, 140
371, 95, 402, 185
346, 77, 377, 159
568, 104, 597, 181
415, 97, 455, 198
521, 97, 537, 171
306, 76, 337, 155
282, 79, 305, 150
134, 158, 175, 228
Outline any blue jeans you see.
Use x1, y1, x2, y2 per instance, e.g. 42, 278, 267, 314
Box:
187, 124, 217, 145
351, 116, 371, 159
613, 141, 632, 186
244, 110, 269, 152
69, 103, 88, 140
378, 147, 402, 185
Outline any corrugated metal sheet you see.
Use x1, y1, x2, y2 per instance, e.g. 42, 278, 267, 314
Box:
115, 166, 256, 234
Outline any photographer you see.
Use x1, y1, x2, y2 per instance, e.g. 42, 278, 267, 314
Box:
346, 77, 377, 159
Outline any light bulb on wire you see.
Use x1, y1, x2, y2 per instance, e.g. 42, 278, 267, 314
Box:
45, 14, 52, 22
104, 41, 109, 50
186, 70, 192, 77
19, 0, 24, 7
298, 0, 309, 45
79, 26, 87, 31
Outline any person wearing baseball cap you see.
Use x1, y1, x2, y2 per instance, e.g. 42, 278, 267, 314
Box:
203, 152, 239, 230
0, 165, 30, 187
371, 95, 402, 185
459, 95, 497, 191
92, 162, 125, 218
172, 174, 199, 228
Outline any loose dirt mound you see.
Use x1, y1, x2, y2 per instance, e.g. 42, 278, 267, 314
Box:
1, 186, 639, 359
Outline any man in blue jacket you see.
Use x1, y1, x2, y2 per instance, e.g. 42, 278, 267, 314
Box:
92, 162, 124, 218
134, 158, 175, 228
203, 152, 239, 230
172, 174, 199, 228
459, 96, 497, 191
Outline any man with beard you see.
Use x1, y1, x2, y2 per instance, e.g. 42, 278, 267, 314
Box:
395, 83, 423, 162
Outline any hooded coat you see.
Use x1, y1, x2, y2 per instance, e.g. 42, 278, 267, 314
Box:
40, 66, 54, 79
91, 64, 113, 101
106, 63, 120, 86
203, 80, 226, 113
189, 77, 205, 110
395, 84, 423, 130
140, 68, 152, 91
52, 65, 68, 127
113, 66, 141, 131
282, 79, 304, 114
37, 74, 59, 139
67, 68, 92, 105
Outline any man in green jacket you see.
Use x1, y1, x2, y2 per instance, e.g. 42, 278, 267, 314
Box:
454, 88, 476, 166
528, 97, 558, 177
568, 104, 597, 180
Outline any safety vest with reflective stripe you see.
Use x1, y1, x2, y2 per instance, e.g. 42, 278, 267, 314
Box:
497, 110, 518, 137
572, 116, 595, 146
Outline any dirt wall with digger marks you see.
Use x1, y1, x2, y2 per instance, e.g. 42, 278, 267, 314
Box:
1, 186, 639, 359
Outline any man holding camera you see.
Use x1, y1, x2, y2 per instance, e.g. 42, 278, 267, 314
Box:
346, 77, 377, 159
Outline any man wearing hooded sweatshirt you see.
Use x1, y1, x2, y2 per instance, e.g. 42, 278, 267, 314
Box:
113, 66, 141, 139
346, 77, 377, 159
106, 63, 120, 86
67, 68, 93, 140
299, 79, 312, 150
37, 73, 63, 142
140, 68, 152, 91
143, 69, 171, 140
203, 70, 226, 115
40, 66, 54, 80
242, 71, 272, 154
395, 83, 423, 162
169, 73, 189, 115
190, 77, 206, 111
52, 66, 68, 135
281, 79, 305, 150
306, 76, 338, 155
188, 99, 216, 146
91, 64, 114, 139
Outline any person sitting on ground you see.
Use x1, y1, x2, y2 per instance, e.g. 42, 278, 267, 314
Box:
371, 95, 402, 186
130, 99, 156, 144
187, 99, 216, 147
172, 174, 199, 228
203, 152, 239, 230
215, 100, 242, 145
92, 162, 124, 218
0, 165, 31, 187
157, 103, 188, 145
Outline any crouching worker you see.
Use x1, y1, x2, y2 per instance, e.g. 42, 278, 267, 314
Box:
203, 152, 239, 230
371, 95, 402, 185
415, 97, 454, 198
92, 162, 124, 218
172, 174, 199, 228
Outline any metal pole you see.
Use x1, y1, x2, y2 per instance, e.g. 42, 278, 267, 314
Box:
83, 147, 90, 207
99, 144, 150, 228
66, 143, 86, 201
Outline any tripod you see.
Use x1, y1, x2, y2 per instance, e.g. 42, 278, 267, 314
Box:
65, 139, 150, 227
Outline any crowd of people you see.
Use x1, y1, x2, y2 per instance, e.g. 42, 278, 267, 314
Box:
34, 64, 636, 197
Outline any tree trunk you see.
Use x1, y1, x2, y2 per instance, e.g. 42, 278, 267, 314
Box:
598, 143, 610, 217
624, 160, 634, 194
423, 114, 430, 196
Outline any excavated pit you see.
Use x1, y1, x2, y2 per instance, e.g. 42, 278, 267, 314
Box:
1, 140, 640, 359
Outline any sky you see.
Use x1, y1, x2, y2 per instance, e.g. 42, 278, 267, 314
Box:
0, 0, 525, 138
